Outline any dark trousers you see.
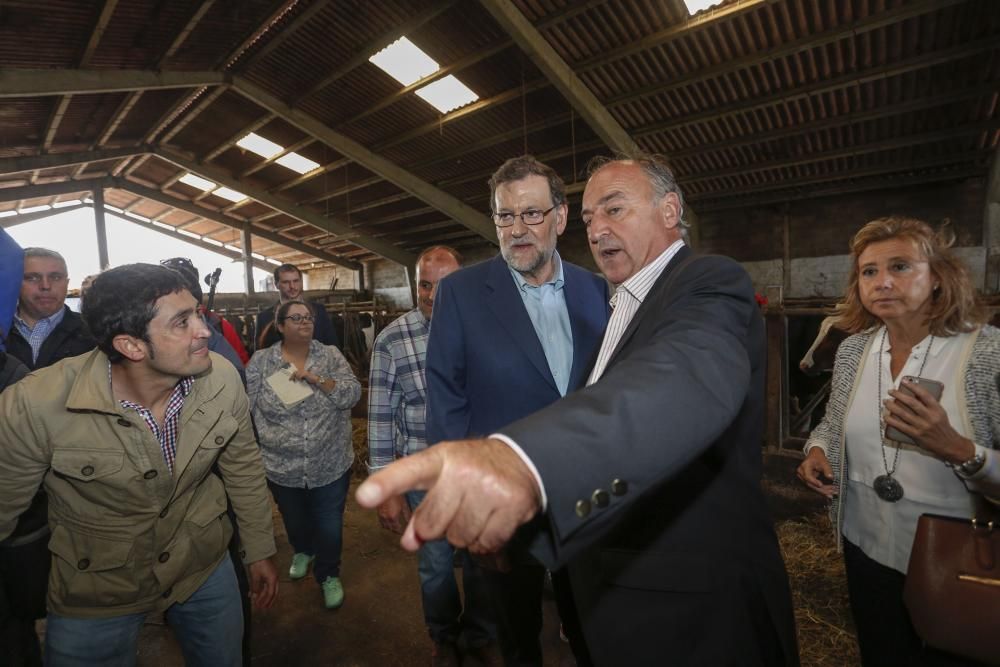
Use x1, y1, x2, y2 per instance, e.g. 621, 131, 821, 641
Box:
843, 539, 985, 667
0, 534, 48, 667
268, 470, 350, 583
483, 559, 546, 667
406, 492, 495, 648
550, 569, 592, 667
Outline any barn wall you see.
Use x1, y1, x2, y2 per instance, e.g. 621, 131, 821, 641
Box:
696, 177, 985, 262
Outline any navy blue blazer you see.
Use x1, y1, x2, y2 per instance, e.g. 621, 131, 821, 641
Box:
426, 254, 609, 444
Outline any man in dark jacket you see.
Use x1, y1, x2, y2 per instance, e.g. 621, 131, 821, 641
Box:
7, 248, 95, 371
4, 249, 95, 665
0, 351, 41, 666
255, 263, 339, 351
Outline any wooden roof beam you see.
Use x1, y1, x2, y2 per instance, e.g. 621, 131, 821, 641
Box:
232, 77, 495, 242
255, 1, 607, 196
152, 146, 413, 266
293, 0, 457, 104
689, 151, 991, 205
679, 120, 1000, 186
602, 0, 967, 108
111, 178, 362, 271
478, 0, 636, 153
0, 69, 226, 98
0, 203, 89, 229
0, 179, 108, 203
89, 0, 217, 156
110, 206, 274, 272
0, 147, 149, 177
695, 167, 987, 213
235, 0, 330, 71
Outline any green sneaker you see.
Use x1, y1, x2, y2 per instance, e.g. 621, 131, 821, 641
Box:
321, 576, 344, 609
288, 553, 315, 580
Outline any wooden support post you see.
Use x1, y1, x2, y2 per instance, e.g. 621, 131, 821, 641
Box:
92, 188, 109, 269
764, 312, 787, 453
241, 222, 254, 295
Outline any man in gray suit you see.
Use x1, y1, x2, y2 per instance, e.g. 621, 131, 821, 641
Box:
358, 152, 799, 666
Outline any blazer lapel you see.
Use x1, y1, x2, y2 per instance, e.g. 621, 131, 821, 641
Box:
564, 266, 604, 390
607, 245, 693, 365
484, 256, 558, 392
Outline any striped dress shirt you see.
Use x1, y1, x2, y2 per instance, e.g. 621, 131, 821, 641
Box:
587, 239, 686, 385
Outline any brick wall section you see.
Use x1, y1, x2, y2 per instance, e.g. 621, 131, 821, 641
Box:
697, 178, 986, 262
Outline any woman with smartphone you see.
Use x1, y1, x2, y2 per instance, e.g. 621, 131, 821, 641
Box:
795, 216, 1000, 666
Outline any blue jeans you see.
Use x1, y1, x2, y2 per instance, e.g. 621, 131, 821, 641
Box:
407, 491, 495, 647
268, 469, 350, 583
44, 557, 242, 667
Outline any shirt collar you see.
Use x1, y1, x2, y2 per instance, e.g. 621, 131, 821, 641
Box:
14, 304, 66, 332
509, 251, 565, 292
868, 326, 949, 358
615, 239, 686, 305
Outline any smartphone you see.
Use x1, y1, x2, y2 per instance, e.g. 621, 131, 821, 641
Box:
884, 376, 944, 445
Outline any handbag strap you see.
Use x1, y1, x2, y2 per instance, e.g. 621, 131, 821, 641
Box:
972, 492, 999, 524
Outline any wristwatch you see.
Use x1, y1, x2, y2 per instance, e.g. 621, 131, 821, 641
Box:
952, 449, 987, 476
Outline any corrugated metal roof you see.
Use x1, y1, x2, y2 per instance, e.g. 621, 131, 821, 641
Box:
1, 0, 997, 267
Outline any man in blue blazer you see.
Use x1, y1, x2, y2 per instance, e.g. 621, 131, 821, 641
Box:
425, 156, 609, 666
362, 153, 798, 666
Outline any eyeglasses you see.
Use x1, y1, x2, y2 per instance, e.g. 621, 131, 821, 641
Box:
24, 272, 67, 284
492, 205, 556, 227
282, 314, 315, 323
160, 257, 194, 270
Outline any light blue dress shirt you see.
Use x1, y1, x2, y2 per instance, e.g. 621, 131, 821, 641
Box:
14, 306, 66, 364
508, 252, 574, 396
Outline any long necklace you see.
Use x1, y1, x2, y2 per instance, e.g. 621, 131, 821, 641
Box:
873, 328, 934, 502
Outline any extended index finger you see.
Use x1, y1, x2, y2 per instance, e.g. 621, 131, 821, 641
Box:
356, 448, 442, 509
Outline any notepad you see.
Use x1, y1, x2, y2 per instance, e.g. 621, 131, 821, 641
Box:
265, 366, 315, 407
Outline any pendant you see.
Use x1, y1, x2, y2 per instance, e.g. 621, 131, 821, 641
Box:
874, 474, 904, 502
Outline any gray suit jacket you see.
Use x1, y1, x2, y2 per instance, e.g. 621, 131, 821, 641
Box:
502, 248, 799, 666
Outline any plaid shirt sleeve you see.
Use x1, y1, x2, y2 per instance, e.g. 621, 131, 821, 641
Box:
367, 330, 400, 472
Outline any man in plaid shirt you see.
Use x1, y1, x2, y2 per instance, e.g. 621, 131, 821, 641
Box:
367, 246, 494, 666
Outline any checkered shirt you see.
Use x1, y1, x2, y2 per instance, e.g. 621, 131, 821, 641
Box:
367, 308, 430, 471
118, 374, 194, 474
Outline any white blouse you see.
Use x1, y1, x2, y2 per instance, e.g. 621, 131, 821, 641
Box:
841, 327, 976, 573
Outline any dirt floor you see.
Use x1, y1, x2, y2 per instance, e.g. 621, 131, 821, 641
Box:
132, 478, 575, 667
40, 444, 858, 666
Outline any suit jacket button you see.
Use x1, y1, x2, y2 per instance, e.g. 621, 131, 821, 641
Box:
162, 587, 173, 599
77, 558, 90, 570
214, 436, 225, 445
611, 479, 628, 496
158, 552, 170, 563
117, 418, 131, 427
80, 465, 94, 477
592, 489, 610, 508
575, 499, 591, 518
143, 469, 158, 480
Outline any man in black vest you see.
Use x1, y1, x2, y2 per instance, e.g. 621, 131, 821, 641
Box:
8, 248, 95, 371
